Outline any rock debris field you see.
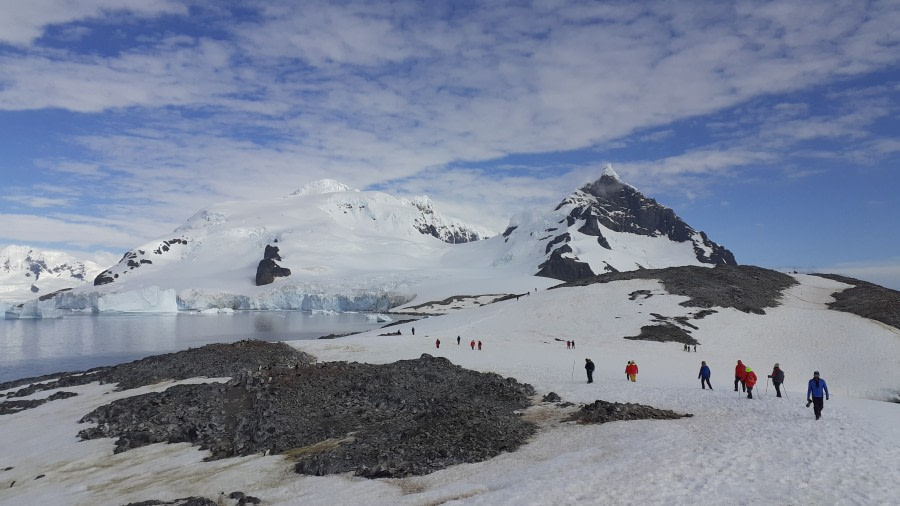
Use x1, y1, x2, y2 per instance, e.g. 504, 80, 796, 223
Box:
2, 340, 692, 494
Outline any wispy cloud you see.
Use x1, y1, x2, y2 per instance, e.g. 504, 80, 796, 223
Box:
0, 0, 897, 261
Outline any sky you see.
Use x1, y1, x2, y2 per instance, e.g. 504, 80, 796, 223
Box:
0, 1, 898, 288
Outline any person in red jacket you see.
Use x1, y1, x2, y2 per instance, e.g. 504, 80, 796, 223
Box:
625, 360, 637, 383
743, 366, 758, 399
734, 360, 747, 392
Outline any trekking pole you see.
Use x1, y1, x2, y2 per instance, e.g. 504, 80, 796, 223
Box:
571, 359, 575, 380
765, 377, 769, 396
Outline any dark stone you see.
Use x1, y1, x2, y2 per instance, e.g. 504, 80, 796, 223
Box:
536, 247, 595, 282
567, 400, 691, 424
263, 245, 282, 261
77, 354, 537, 479
542, 392, 562, 403
94, 269, 115, 286
502, 225, 518, 238
624, 324, 697, 345
255, 258, 291, 286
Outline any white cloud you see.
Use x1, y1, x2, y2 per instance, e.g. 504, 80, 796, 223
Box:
0, 0, 186, 46
0, 0, 898, 254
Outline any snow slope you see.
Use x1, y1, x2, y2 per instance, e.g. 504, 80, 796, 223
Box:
1, 273, 898, 505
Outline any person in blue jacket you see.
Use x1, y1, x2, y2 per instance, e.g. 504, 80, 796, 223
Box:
698, 361, 712, 390
806, 371, 830, 420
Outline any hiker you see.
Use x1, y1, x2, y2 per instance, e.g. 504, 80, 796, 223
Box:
457, 335, 461, 345
571, 340, 575, 349
627, 361, 638, 382
734, 360, 747, 392
412, 327, 415, 335
566, 340, 570, 349
698, 361, 712, 389
768, 363, 785, 398
683, 344, 688, 352
744, 366, 757, 399
477, 340, 482, 350
693, 345, 696, 352
806, 371, 830, 420
470, 340, 476, 350
435, 338, 440, 348
585, 358, 595, 384
625, 361, 631, 380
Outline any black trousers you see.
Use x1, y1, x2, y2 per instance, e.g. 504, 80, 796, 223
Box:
774, 382, 782, 397
812, 397, 824, 418
586, 371, 593, 383
734, 377, 745, 392
701, 378, 712, 389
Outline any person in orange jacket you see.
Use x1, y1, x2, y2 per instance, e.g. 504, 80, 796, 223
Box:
743, 366, 758, 399
627, 361, 638, 382
734, 360, 747, 392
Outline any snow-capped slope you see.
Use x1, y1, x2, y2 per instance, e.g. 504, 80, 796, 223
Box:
477, 165, 735, 282
5, 171, 735, 316
0, 245, 112, 303
1, 272, 897, 505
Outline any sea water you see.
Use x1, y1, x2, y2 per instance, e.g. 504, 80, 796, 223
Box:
0, 311, 390, 383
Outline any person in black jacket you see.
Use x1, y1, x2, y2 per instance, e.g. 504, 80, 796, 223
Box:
768, 363, 785, 397
585, 358, 595, 384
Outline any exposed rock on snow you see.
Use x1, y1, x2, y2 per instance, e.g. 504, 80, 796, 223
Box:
77, 352, 537, 478
560, 265, 797, 315
811, 273, 900, 330
255, 245, 291, 286
567, 400, 692, 424
1, 341, 314, 402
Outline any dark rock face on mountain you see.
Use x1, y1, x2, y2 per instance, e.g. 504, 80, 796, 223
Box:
255, 245, 291, 286
536, 247, 596, 282
78, 352, 536, 479
94, 238, 188, 286
558, 170, 736, 266
407, 197, 486, 244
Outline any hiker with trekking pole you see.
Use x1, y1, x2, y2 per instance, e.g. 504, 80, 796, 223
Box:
768, 363, 785, 398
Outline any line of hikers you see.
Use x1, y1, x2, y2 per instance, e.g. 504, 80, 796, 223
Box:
436, 336, 483, 350
584, 357, 830, 419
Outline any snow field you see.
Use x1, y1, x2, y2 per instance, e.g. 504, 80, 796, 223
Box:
1, 274, 898, 504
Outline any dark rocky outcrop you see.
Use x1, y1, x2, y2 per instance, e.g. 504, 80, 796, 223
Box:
624, 324, 697, 345
78, 354, 537, 479
811, 273, 900, 330
558, 264, 796, 315
255, 245, 291, 286
1, 341, 314, 406
536, 247, 595, 282
567, 400, 692, 424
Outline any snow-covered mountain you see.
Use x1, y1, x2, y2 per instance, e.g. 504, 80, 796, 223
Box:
5, 170, 736, 316
494, 166, 735, 281
0, 245, 112, 303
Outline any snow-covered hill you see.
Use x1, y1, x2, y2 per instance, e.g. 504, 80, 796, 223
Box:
1, 269, 897, 505
4, 170, 735, 317
0, 245, 112, 304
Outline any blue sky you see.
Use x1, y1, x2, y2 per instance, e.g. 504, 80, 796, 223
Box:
1, 1, 898, 288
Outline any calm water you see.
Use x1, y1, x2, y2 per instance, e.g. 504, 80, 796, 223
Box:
0, 311, 389, 383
